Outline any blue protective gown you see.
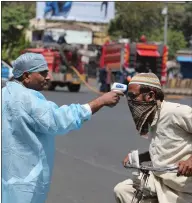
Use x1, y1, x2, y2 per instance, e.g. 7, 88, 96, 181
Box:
2, 81, 92, 203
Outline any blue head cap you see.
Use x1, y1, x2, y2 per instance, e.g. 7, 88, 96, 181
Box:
12, 53, 48, 78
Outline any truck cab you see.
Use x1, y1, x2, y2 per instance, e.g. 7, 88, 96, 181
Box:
99, 40, 168, 92
22, 46, 87, 92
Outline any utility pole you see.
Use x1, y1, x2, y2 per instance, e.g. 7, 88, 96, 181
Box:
162, 3, 168, 45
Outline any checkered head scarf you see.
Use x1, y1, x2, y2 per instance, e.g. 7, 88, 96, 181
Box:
127, 73, 161, 135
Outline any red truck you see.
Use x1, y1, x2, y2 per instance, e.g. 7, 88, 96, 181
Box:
99, 40, 168, 92
22, 46, 87, 92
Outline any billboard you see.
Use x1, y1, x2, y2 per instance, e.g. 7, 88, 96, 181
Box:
45, 29, 93, 45
36, 2, 115, 23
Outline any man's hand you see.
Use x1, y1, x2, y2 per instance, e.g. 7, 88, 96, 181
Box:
122, 154, 129, 167
88, 91, 123, 114
100, 91, 123, 107
177, 156, 192, 177
122, 151, 151, 167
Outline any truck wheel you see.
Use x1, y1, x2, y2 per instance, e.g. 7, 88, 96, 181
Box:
68, 84, 81, 92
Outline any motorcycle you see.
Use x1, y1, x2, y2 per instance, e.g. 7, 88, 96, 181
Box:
124, 151, 178, 203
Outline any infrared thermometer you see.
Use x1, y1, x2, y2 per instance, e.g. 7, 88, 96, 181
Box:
111, 83, 127, 94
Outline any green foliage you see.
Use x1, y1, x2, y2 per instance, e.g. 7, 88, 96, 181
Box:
1, 2, 191, 62
182, 3, 192, 43
108, 2, 164, 41
2, 34, 31, 62
148, 29, 187, 59
108, 2, 190, 58
2, 2, 35, 62
167, 3, 186, 31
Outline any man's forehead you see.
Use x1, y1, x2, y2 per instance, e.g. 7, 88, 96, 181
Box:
34, 70, 48, 74
128, 84, 140, 93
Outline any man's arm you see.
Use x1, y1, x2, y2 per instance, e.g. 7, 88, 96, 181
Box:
88, 91, 122, 114
30, 91, 122, 135
123, 151, 151, 167
172, 105, 192, 134
173, 105, 192, 176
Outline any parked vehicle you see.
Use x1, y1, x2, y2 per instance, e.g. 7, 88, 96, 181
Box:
1, 61, 13, 88
99, 39, 168, 92
176, 49, 192, 79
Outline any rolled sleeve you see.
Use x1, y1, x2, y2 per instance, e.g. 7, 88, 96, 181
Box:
82, 104, 92, 115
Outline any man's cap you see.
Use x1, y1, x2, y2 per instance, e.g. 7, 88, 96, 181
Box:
129, 73, 162, 89
12, 53, 48, 78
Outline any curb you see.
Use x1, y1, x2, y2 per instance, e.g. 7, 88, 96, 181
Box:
163, 88, 192, 96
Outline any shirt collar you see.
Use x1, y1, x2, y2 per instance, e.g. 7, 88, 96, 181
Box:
151, 100, 164, 126
13, 79, 24, 85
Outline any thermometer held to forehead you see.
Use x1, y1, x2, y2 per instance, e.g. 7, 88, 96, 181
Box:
111, 83, 127, 94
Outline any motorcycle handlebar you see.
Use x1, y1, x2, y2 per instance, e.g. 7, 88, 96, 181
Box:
124, 163, 178, 173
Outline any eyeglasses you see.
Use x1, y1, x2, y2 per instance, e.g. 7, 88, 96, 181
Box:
127, 92, 142, 100
127, 91, 150, 101
38, 70, 49, 76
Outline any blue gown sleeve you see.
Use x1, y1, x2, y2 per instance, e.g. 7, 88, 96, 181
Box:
28, 94, 92, 136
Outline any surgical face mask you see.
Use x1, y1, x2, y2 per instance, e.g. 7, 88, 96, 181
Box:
127, 99, 158, 136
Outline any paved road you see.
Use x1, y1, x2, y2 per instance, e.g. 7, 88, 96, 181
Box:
43, 85, 192, 203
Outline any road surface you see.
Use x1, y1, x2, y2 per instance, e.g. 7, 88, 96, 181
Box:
43, 85, 192, 203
